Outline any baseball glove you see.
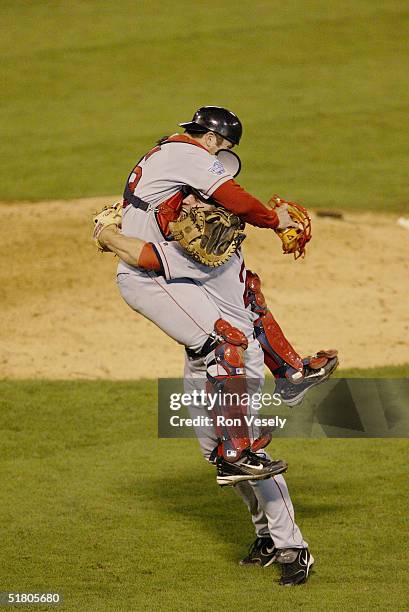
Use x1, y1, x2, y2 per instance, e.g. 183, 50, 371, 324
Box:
271, 195, 312, 259
93, 202, 123, 252
169, 206, 246, 267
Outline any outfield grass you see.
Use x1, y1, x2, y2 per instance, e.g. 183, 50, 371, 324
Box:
1, 1, 408, 210
335, 364, 409, 377
1, 377, 408, 611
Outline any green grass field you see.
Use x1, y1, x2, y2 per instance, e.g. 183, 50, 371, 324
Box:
1, 373, 408, 611
1, 0, 408, 210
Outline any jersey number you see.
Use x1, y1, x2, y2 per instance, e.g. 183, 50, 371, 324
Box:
128, 166, 142, 191
127, 146, 161, 191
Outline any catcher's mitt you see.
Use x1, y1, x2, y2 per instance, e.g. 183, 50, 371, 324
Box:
93, 202, 123, 252
271, 195, 312, 259
169, 206, 246, 267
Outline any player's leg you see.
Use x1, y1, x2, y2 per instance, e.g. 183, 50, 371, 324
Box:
185, 338, 285, 558
185, 324, 287, 487
178, 275, 314, 583
189, 334, 313, 579
246, 474, 315, 586
247, 474, 307, 550
245, 270, 339, 407
204, 318, 250, 461
184, 350, 281, 569
117, 271, 219, 352
119, 271, 312, 583
233, 336, 314, 584
118, 270, 286, 486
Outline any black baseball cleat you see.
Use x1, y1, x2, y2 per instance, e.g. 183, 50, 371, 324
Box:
216, 450, 287, 487
239, 536, 278, 567
275, 351, 339, 407
276, 548, 315, 586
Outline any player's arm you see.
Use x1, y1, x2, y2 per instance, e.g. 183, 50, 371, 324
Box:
181, 146, 291, 230
211, 180, 287, 229
98, 226, 215, 282
98, 227, 161, 271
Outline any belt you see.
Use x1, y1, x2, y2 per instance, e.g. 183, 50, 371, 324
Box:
123, 184, 150, 211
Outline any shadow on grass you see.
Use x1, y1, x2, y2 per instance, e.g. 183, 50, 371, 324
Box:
122, 468, 348, 557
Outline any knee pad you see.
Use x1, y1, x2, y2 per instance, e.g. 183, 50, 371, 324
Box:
245, 270, 303, 376
185, 320, 248, 374
207, 318, 248, 379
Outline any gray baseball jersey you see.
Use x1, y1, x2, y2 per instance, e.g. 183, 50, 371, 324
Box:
118, 135, 233, 252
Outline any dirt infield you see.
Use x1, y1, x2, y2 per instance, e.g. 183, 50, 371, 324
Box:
1, 197, 408, 379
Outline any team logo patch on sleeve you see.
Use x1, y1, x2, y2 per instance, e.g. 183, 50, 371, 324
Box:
208, 159, 225, 175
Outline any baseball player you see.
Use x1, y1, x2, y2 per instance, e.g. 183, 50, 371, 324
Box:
94, 107, 339, 586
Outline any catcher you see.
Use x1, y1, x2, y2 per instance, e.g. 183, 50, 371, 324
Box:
93, 106, 338, 587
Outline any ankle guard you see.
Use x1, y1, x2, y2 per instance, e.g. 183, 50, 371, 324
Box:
206, 319, 252, 463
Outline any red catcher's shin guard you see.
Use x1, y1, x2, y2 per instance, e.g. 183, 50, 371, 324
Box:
206, 319, 251, 463
245, 271, 303, 378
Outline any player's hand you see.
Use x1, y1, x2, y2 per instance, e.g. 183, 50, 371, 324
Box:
275, 203, 299, 230
271, 195, 312, 259
92, 202, 123, 252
